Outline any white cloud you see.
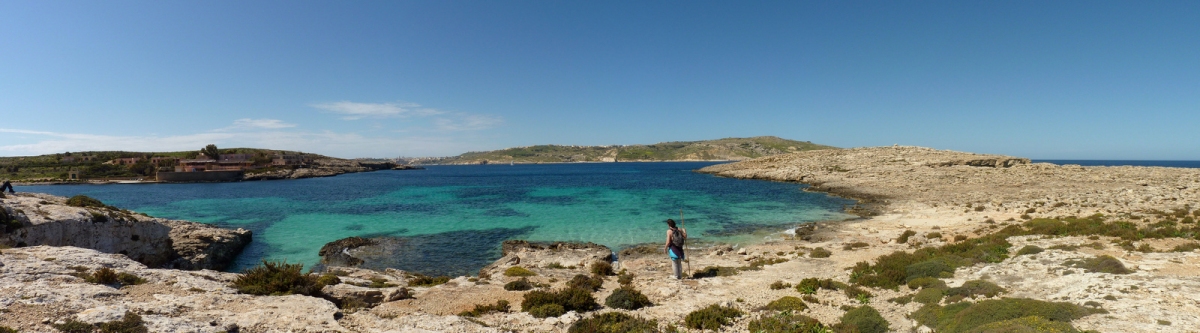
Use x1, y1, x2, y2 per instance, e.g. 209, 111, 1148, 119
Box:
230, 118, 296, 129
310, 101, 445, 120
435, 114, 505, 131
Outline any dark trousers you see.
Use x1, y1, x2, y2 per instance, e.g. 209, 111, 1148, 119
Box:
0, 181, 13, 193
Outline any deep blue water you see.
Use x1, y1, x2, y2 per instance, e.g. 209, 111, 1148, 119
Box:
1035, 160, 1200, 168
19, 162, 853, 276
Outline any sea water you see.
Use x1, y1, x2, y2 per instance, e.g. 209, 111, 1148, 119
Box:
21, 162, 854, 276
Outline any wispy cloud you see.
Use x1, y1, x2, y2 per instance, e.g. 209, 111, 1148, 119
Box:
310, 101, 445, 120
230, 118, 296, 129
435, 114, 504, 131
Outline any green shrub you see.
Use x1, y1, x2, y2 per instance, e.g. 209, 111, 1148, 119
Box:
315, 273, 341, 286
97, 311, 147, 333
1016, 245, 1044, 256
889, 295, 913, 304
802, 295, 819, 303
896, 230, 917, 244
747, 311, 825, 333
52, 319, 94, 333
407, 274, 449, 287
232, 260, 323, 296
546, 262, 567, 269
684, 304, 743, 331
834, 306, 888, 333
762, 296, 807, 312
954, 235, 969, 242
1172, 242, 1200, 252
743, 257, 789, 270
905, 260, 955, 282
505, 266, 537, 277
529, 303, 566, 318
913, 288, 944, 305
1065, 255, 1133, 274
691, 266, 739, 278
591, 261, 615, 276
617, 272, 635, 286
88, 267, 119, 285
1, 207, 23, 233
810, 247, 832, 258
521, 288, 598, 317
906, 277, 946, 290
926, 232, 943, 240
458, 300, 510, 317
505, 278, 534, 291
66, 195, 111, 209
795, 278, 845, 294
116, 272, 146, 286
972, 316, 1082, 333
604, 286, 653, 310
946, 280, 1005, 298
769, 280, 791, 290
850, 226, 1018, 289
843, 285, 873, 302
912, 298, 1099, 333
843, 242, 870, 251
0, 326, 16, 333
568, 312, 660, 333
568, 274, 605, 291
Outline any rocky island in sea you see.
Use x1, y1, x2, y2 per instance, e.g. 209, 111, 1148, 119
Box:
3, 145, 1200, 332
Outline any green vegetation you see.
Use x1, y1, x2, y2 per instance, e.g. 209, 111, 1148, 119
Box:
66, 195, 115, 210
972, 316, 1083, 333
810, 247, 832, 258
232, 260, 325, 296
796, 278, 846, 295
1, 207, 23, 233
743, 257, 789, 270
1016, 245, 1045, 255
912, 298, 1101, 333
52, 319, 95, 333
315, 273, 341, 286
604, 286, 653, 310
684, 304, 743, 331
406, 273, 449, 287
913, 287, 944, 305
834, 306, 888, 333
545, 262, 567, 269
426, 136, 837, 164
521, 288, 599, 318
617, 271, 635, 286
77, 267, 145, 287
896, 230, 917, 244
504, 278, 534, 291
504, 266, 537, 277
591, 261, 615, 276
762, 296, 808, 312
691, 266, 739, 278
946, 280, 1005, 298
906, 277, 947, 290
0, 147, 328, 181
769, 280, 792, 290
748, 311, 827, 333
458, 300, 510, 317
567, 274, 605, 291
1064, 255, 1133, 274
843, 242, 870, 250
0, 326, 16, 333
568, 312, 661, 333
97, 311, 148, 333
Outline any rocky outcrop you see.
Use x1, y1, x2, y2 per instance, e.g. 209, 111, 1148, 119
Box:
0, 193, 250, 271
319, 237, 378, 267
243, 159, 395, 181
479, 240, 612, 277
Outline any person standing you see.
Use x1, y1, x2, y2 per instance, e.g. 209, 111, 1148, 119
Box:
665, 218, 687, 279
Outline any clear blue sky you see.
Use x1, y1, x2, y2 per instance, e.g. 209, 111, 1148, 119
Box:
2, 1, 1197, 159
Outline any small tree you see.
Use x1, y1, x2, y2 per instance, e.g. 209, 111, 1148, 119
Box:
202, 144, 220, 160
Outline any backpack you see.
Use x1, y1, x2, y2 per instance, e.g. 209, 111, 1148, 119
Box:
670, 228, 686, 248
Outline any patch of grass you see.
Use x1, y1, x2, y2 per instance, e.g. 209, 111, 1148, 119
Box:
810, 247, 832, 258
1, 207, 22, 233
843, 242, 870, 250
747, 311, 825, 333
605, 286, 653, 310
0, 326, 17, 333
834, 306, 888, 333
906, 277, 947, 290
802, 295, 819, 303
850, 225, 1021, 289
1064, 255, 1133, 274
912, 298, 1100, 333
504, 278, 534, 291
742, 257, 789, 271
98, 311, 148, 333
889, 295, 913, 304
591, 261, 614, 276
972, 316, 1083, 333
79, 268, 145, 287
617, 272, 634, 286
926, 232, 943, 240
66, 195, 114, 209
504, 266, 537, 277
905, 259, 956, 281
567, 274, 605, 291
315, 273, 341, 286
1157, 319, 1171, 325
53, 319, 94, 333
796, 278, 845, 294
684, 304, 743, 331
946, 280, 1005, 298
691, 266, 739, 279
1172, 242, 1200, 252
568, 312, 660, 333
545, 262, 567, 269
954, 235, 968, 242
913, 287, 944, 305
521, 288, 599, 317
769, 280, 791, 290
762, 296, 807, 312
232, 260, 323, 296
406, 274, 448, 287
843, 285, 873, 302
1016, 245, 1044, 255
897, 230, 917, 244
458, 300, 510, 317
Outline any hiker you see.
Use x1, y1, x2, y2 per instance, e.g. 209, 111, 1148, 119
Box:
0, 180, 13, 194
665, 218, 687, 279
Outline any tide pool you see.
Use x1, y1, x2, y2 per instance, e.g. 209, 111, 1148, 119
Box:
21, 162, 854, 276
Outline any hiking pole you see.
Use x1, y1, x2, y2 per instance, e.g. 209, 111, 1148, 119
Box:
681, 209, 690, 277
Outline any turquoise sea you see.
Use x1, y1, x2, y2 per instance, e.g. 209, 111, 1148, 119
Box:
21, 162, 854, 276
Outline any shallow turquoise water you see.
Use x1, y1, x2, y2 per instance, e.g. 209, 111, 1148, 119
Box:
22, 162, 853, 275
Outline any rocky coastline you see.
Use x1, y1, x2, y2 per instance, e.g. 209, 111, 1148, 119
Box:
3, 146, 1200, 332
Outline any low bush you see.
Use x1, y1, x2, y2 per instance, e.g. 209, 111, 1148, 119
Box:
762, 296, 807, 312
546, 262, 567, 269
905, 260, 955, 281
946, 280, 1005, 298
521, 288, 599, 317
1171, 242, 1200, 252
617, 272, 634, 286
367, 277, 398, 288
843, 285, 873, 302
850, 225, 1018, 289
567, 274, 605, 291
66, 195, 112, 209
889, 295, 913, 304
316, 273, 341, 286
1, 208, 22, 233
568, 312, 660, 333
742, 257, 789, 270
691, 266, 739, 278
1016, 245, 1044, 256
896, 230, 917, 244
52, 319, 94, 333
954, 235, 969, 242
747, 311, 825, 333
926, 232, 943, 240
604, 286, 653, 310
912, 298, 1099, 333
504, 266, 537, 277
81, 268, 145, 287
842, 242, 870, 251
591, 261, 615, 276
906, 277, 946, 290
684, 304, 743, 331
796, 278, 845, 294
504, 278, 534, 291
769, 280, 791, 290
913, 287, 944, 305
834, 306, 888, 333
972, 316, 1082, 333
529, 303, 566, 318
802, 295, 819, 303
97, 311, 148, 333
232, 260, 323, 296
458, 300, 510, 317
1065, 255, 1133, 274
810, 247, 832, 258
406, 274, 449, 287
0, 326, 16, 333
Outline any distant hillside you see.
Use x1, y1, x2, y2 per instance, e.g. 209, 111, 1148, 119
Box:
0, 148, 334, 182
417, 136, 837, 165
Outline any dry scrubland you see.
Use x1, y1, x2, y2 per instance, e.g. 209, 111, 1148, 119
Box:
4, 146, 1200, 332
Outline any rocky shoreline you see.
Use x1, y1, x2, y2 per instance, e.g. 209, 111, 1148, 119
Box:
3, 146, 1199, 332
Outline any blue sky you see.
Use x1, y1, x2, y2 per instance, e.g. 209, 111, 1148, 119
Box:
1, 1, 1197, 159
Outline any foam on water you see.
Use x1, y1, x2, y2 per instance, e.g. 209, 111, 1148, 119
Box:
21, 162, 854, 275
